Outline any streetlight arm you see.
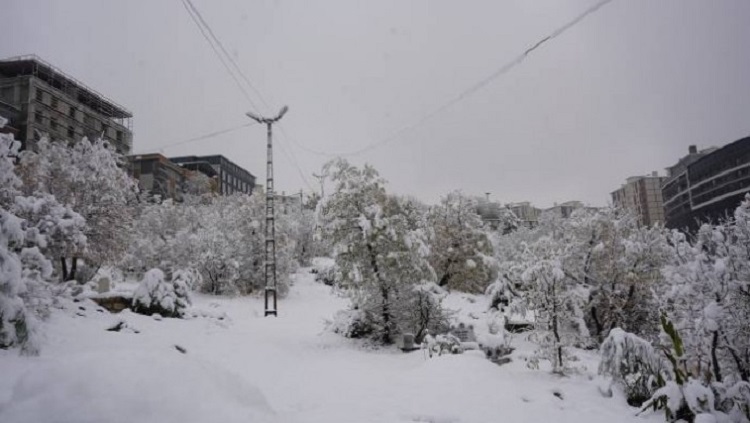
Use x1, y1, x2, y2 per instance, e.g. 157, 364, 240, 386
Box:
245, 111, 263, 123
275, 105, 289, 121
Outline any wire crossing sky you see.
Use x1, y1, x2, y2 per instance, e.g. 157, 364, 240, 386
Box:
4, 0, 749, 206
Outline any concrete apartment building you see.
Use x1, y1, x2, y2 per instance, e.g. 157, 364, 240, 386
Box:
128, 153, 189, 202
507, 202, 541, 228
544, 200, 586, 218
169, 155, 256, 196
611, 172, 667, 226
663, 139, 750, 231
0, 55, 133, 155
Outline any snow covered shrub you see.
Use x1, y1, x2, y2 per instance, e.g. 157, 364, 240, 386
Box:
132, 269, 191, 318
599, 328, 668, 406
399, 283, 452, 343
423, 333, 463, 357
18, 138, 137, 280
656, 201, 750, 396
1, 120, 81, 353
639, 312, 750, 422
318, 159, 448, 345
328, 308, 374, 339
426, 191, 497, 293
125, 194, 296, 297
521, 237, 588, 374
311, 257, 336, 286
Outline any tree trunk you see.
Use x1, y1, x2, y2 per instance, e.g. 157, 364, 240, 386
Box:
381, 286, 392, 344
551, 281, 563, 372
60, 257, 69, 281
70, 257, 78, 281
366, 241, 392, 344
591, 306, 603, 343
711, 330, 722, 382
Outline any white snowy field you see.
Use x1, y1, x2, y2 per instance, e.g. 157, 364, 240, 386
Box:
0, 270, 657, 423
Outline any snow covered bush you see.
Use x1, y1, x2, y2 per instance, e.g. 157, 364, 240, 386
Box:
18, 137, 137, 280
327, 308, 374, 339
658, 199, 750, 388
125, 194, 296, 297
426, 191, 497, 293
318, 159, 448, 345
521, 236, 588, 373
639, 315, 750, 422
400, 282, 452, 343
599, 328, 668, 406
422, 333, 463, 357
1, 120, 80, 353
132, 268, 192, 318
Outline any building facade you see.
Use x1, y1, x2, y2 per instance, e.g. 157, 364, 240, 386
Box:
507, 202, 541, 228
544, 201, 585, 219
0, 55, 133, 155
611, 172, 667, 226
663, 138, 750, 231
169, 154, 255, 196
128, 153, 187, 202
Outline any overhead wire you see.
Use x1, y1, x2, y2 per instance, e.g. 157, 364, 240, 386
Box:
300, 0, 616, 158
180, 0, 315, 192
152, 122, 256, 154
181, 0, 332, 162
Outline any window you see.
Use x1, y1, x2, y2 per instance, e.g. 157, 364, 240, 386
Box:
50, 118, 59, 131
35, 90, 43, 102
35, 112, 44, 124
0, 86, 13, 102
67, 126, 75, 138
141, 160, 154, 174
116, 131, 123, 142
68, 106, 76, 119
51, 97, 59, 109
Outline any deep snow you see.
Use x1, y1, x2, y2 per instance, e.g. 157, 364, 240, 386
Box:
0, 269, 657, 423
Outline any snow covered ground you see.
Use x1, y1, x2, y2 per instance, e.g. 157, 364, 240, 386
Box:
0, 269, 657, 423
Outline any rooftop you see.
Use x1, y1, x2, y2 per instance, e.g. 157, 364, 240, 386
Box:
0, 55, 132, 119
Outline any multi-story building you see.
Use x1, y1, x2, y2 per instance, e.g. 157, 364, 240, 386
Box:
0, 55, 133, 154
507, 202, 541, 228
611, 172, 667, 226
169, 154, 255, 196
663, 138, 750, 231
128, 153, 187, 202
544, 201, 585, 219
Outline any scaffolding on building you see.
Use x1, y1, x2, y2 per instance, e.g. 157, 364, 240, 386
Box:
0, 55, 133, 131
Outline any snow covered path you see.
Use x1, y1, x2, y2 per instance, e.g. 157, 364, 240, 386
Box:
0, 271, 655, 423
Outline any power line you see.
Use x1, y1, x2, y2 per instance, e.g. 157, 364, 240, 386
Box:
179, 0, 315, 191
181, 1, 329, 169
306, 0, 616, 158
180, 0, 261, 113
183, 0, 268, 115
149, 122, 256, 153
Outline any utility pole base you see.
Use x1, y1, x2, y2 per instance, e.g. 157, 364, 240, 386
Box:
264, 288, 278, 317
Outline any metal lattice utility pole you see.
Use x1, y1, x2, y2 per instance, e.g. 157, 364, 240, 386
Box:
246, 106, 289, 317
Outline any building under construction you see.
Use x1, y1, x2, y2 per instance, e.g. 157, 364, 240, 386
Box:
0, 55, 133, 154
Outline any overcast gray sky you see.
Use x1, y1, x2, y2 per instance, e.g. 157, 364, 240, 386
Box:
3, 0, 750, 207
